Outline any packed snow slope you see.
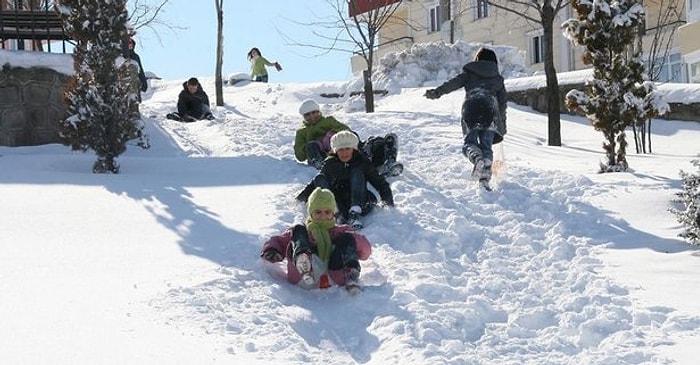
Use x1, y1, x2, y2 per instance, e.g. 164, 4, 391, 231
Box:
2, 75, 700, 364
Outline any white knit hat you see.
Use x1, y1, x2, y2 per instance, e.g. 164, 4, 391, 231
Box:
330, 130, 359, 152
299, 99, 320, 115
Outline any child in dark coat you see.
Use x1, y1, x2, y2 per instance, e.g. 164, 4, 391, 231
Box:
166, 77, 215, 122
296, 131, 394, 230
261, 187, 371, 293
122, 38, 148, 103
425, 47, 507, 184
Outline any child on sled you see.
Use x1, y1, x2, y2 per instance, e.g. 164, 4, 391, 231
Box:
260, 187, 371, 293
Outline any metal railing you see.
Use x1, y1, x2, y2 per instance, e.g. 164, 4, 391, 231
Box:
1, 3, 71, 53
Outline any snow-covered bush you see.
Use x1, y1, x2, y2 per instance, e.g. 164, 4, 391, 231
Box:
671, 157, 700, 245
563, 0, 666, 173
57, 0, 146, 173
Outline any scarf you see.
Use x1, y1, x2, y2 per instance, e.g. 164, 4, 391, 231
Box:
305, 217, 336, 263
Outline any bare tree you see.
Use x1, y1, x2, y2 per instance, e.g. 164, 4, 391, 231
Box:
631, 0, 683, 154
214, 0, 224, 106
487, 0, 569, 146
281, 0, 404, 113
441, 0, 470, 44
346, 0, 406, 112
127, 0, 181, 43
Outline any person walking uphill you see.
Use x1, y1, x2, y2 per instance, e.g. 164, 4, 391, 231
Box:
260, 187, 371, 294
247, 47, 282, 83
424, 47, 507, 190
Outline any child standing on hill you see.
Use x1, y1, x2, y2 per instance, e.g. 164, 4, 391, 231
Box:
261, 187, 371, 293
424, 47, 507, 188
122, 38, 148, 103
247, 47, 282, 83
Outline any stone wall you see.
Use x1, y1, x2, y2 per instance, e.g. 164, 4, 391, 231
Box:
507, 82, 700, 122
0, 64, 70, 147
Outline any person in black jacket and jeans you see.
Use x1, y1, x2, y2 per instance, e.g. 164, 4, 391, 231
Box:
166, 77, 215, 122
297, 131, 394, 230
122, 38, 148, 103
425, 47, 507, 185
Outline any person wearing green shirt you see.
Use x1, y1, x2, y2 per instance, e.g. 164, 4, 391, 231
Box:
247, 47, 281, 83
294, 99, 351, 169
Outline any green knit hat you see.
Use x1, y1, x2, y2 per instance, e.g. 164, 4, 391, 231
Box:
307, 187, 336, 217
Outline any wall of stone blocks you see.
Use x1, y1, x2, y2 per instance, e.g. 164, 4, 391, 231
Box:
0, 64, 70, 147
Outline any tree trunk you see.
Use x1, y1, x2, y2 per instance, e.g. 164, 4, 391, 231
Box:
542, 3, 561, 146
646, 119, 653, 153
363, 69, 375, 113
214, 0, 224, 106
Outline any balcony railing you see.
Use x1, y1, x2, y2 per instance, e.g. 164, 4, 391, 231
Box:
1, 6, 71, 53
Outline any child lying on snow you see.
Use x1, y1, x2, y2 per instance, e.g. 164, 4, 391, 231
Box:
260, 187, 371, 293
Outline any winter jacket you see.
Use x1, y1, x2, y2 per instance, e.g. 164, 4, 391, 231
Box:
261, 225, 371, 287
434, 60, 507, 142
293, 115, 351, 162
250, 56, 274, 78
121, 50, 147, 104
297, 151, 394, 217
177, 82, 210, 119
122, 49, 147, 93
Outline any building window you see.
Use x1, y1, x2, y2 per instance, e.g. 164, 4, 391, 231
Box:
429, 5, 442, 33
530, 34, 545, 64
686, 50, 700, 83
690, 61, 700, 83
689, 0, 700, 22
474, 0, 489, 19
653, 52, 685, 82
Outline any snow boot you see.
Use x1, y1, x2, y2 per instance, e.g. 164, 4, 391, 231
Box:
480, 160, 493, 182
344, 267, 361, 295
380, 161, 404, 177
471, 158, 485, 180
295, 252, 315, 286
347, 206, 363, 230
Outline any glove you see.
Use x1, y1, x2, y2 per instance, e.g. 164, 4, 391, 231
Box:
274, 62, 282, 71
141, 83, 148, 92
425, 89, 440, 99
261, 248, 283, 263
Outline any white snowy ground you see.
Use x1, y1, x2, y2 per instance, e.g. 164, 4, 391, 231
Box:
2, 73, 700, 364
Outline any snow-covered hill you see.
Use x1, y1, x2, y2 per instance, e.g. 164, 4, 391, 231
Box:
1, 75, 699, 364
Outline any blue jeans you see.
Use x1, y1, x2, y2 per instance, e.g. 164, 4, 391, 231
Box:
305, 141, 326, 167
312, 171, 375, 220
463, 129, 495, 163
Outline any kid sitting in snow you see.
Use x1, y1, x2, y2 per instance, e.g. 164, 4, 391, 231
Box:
296, 131, 394, 230
294, 98, 403, 177
260, 187, 371, 293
